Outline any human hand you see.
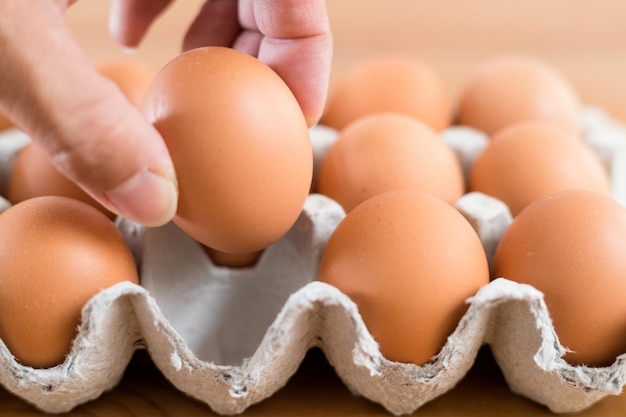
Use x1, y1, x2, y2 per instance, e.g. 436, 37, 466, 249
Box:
110, 0, 333, 127
0, 1, 177, 227
0, 1, 332, 227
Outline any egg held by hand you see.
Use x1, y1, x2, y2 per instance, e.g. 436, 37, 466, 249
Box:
144, 46, 313, 254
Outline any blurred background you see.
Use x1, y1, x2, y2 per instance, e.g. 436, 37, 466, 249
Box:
66, 0, 626, 121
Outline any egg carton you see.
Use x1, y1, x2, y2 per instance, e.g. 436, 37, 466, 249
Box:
0, 107, 624, 415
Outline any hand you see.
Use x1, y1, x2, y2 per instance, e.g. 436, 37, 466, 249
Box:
111, 0, 333, 126
0, 1, 332, 227
0, 1, 177, 227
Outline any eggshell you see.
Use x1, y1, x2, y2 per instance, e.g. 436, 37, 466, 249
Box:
144, 46, 313, 254
0, 196, 139, 368
322, 55, 451, 131
456, 55, 581, 135
202, 247, 263, 268
469, 121, 611, 216
317, 190, 490, 365
491, 189, 626, 367
7, 141, 116, 219
316, 113, 464, 212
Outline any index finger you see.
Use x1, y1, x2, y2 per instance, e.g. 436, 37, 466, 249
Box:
241, 0, 333, 126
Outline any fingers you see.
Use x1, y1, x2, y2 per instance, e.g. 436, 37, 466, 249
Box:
47, 80, 178, 227
182, 0, 240, 51
0, 1, 177, 226
243, 0, 333, 126
241, 0, 331, 40
182, 0, 332, 127
109, 0, 331, 126
108, 0, 173, 48
255, 34, 332, 127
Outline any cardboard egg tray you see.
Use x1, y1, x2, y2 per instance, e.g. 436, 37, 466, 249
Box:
0, 107, 625, 415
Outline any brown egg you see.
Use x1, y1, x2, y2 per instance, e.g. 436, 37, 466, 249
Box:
492, 189, 626, 366
0, 196, 139, 368
316, 113, 464, 212
322, 55, 451, 131
7, 141, 116, 219
318, 190, 489, 365
469, 121, 610, 216
456, 55, 581, 135
203, 246, 262, 268
95, 59, 153, 108
144, 46, 312, 254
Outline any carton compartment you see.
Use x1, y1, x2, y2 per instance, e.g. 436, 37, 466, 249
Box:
0, 106, 624, 414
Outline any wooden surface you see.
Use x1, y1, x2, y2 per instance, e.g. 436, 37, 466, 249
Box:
3, 1, 626, 415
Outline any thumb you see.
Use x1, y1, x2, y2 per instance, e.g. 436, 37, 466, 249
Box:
0, 2, 177, 227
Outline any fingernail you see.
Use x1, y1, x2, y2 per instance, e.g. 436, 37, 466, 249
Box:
106, 171, 178, 227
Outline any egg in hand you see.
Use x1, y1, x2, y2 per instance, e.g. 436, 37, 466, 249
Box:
144, 46, 313, 257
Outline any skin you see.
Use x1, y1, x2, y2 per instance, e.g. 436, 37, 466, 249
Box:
0, 0, 332, 227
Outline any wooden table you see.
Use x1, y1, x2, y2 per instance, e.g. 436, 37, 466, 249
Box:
2, 1, 626, 415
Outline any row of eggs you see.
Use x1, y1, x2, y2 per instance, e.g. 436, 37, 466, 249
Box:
0, 47, 625, 378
